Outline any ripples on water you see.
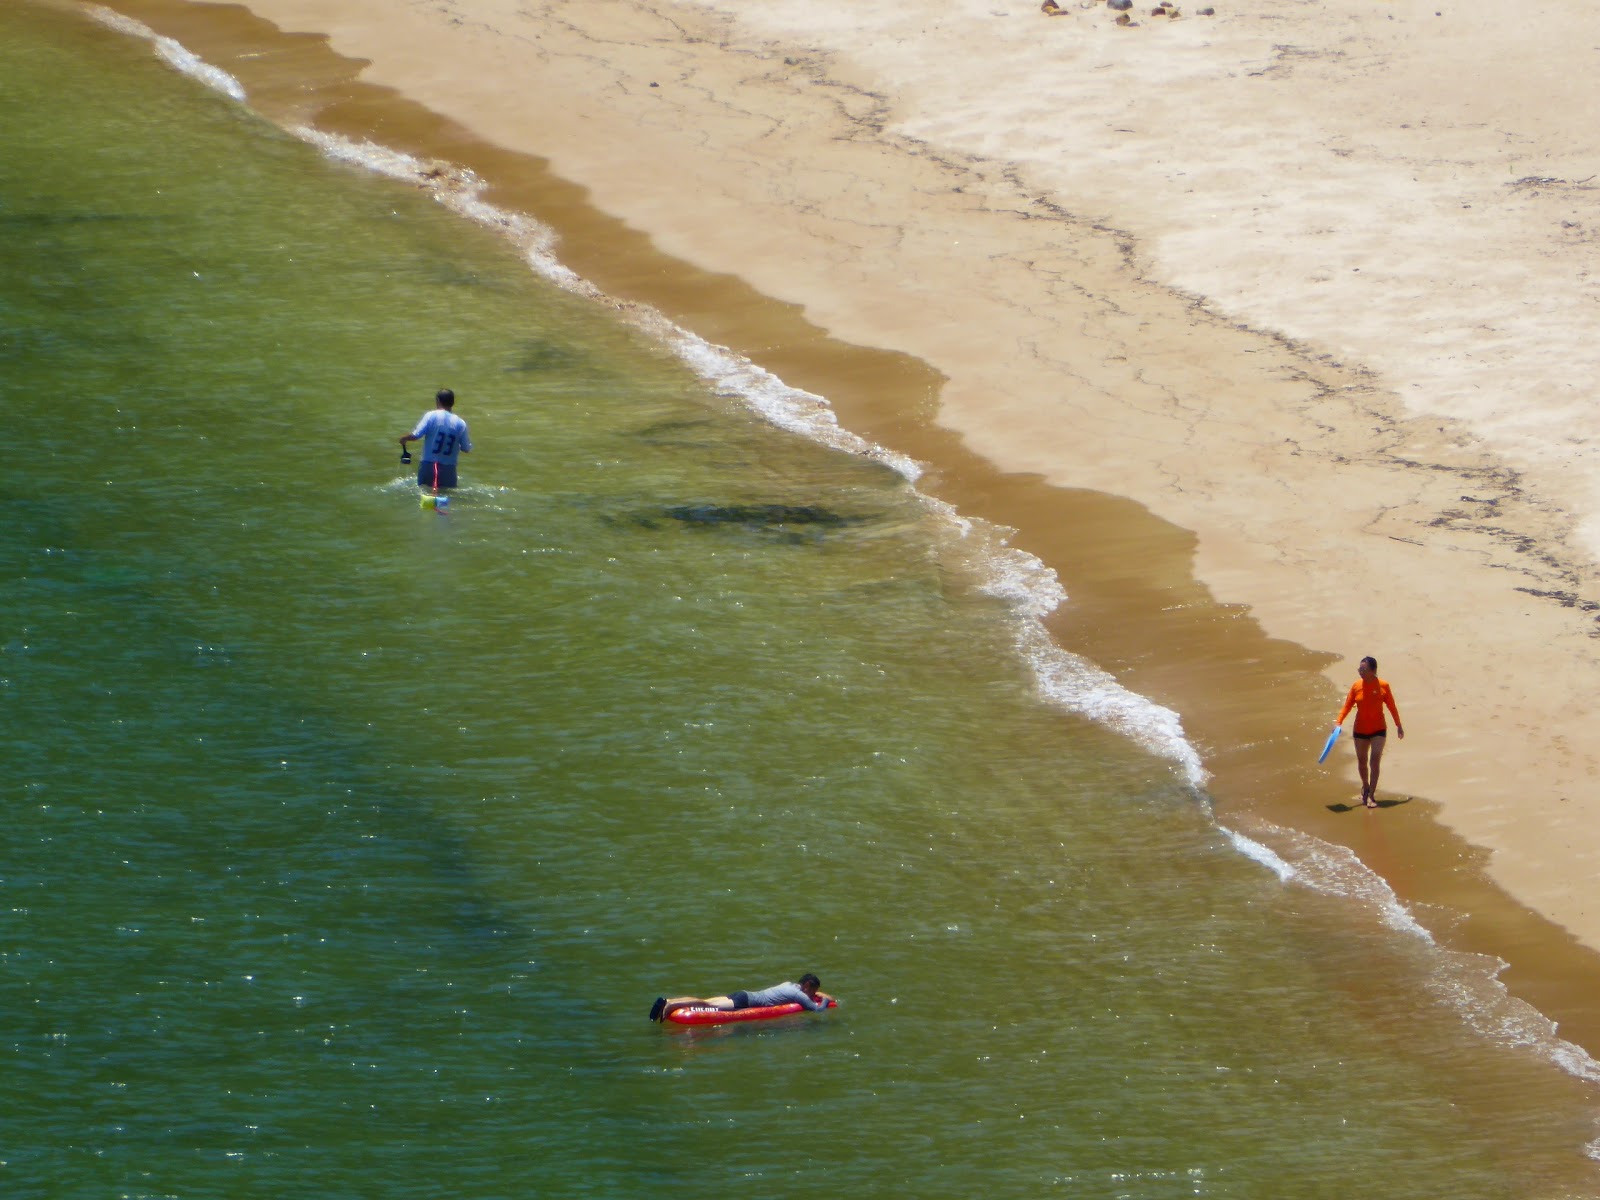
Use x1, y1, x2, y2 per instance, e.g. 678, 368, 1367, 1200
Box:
2, 3, 1597, 1196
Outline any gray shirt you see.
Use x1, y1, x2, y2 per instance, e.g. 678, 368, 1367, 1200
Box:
745, 981, 823, 1010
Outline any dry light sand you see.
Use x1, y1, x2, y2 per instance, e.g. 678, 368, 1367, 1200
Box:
96, 0, 1600, 1047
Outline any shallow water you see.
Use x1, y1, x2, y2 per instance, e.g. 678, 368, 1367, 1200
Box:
4, 3, 1599, 1196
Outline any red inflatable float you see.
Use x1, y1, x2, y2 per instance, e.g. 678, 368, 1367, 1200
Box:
665, 997, 837, 1026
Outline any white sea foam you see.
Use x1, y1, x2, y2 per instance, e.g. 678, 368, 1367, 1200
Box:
1219, 827, 1294, 883
920, 493, 1207, 789
1020, 621, 1206, 791
84, 6, 247, 102
663, 331, 921, 480
1248, 823, 1434, 941
1233, 817, 1600, 1087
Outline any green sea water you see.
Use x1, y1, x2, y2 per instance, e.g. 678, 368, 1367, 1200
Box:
3, 3, 1599, 1197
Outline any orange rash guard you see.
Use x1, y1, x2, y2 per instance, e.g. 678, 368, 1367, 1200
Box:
1337, 677, 1401, 736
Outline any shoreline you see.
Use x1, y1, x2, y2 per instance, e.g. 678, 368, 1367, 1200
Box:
85, 0, 1600, 1056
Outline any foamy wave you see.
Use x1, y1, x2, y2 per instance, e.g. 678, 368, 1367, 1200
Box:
1431, 965, 1600, 1086
1234, 818, 1600, 1087
1244, 822, 1434, 940
292, 129, 565, 268
1023, 620, 1207, 790
664, 332, 921, 479
957, 516, 1066, 620
917, 500, 1204, 788
85, 7, 247, 102
1220, 827, 1295, 882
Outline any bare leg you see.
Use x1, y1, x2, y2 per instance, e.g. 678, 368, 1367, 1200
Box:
1354, 737, 1374, 805
1366, 734, 1388, 805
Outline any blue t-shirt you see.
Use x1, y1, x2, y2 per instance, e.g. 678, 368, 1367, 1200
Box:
410, 409, 471, 465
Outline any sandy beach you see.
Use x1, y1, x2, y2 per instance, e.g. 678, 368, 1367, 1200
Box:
95, 0, 1600, 1049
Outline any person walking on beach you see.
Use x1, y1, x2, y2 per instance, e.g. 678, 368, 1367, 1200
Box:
399, 388, 471, 491
649, 974, 833, 1022
1333, 655, 1404, 808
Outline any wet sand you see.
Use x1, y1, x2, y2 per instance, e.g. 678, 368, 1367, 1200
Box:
88, 0, 1600, 1054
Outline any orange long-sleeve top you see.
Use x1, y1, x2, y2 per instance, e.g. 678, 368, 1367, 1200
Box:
1337, 677, 1401, 736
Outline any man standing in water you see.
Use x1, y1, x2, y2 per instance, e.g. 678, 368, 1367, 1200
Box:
1333, 655, 1404, 808
400, 388, 471, 491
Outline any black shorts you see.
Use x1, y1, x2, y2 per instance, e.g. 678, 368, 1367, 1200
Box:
417, 460, 458, 489
729, 991, 751, 1010
1353, 729, 1387, 741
